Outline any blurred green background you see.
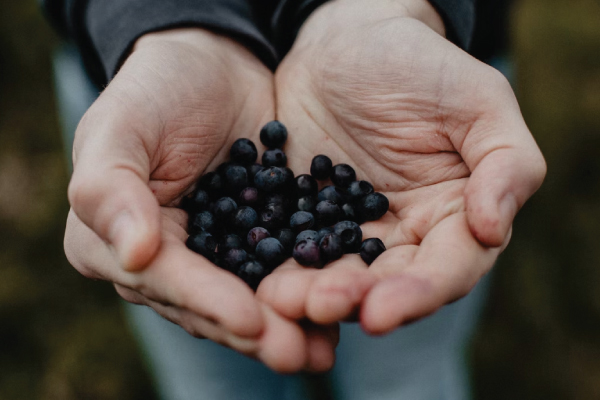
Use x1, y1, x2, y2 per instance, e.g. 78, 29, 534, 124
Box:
0, 0, 599, 399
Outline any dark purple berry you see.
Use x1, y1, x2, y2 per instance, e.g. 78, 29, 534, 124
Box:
262, 149, 287, 167
360, 238, 386, 265
290, 211, 315, 232
293, 240, 322, 268
190, 211, 215, 232
233, 206, 258, 232
310, 155, 333, 180
341, 203, 356, 221
317, 227, 334, 242
186, 231, 217, 260
238, 187, 261, 208
254, 167, 287, 192
319, 233, 344, 263
182, 189, 209, 212
255, 237, 286, 270
274, 229, 295, 255
260, 121, 288, 148
315, 200, 342, 227
296, 230, 319, 243
218, 234, 243, 253
297, 196, 317, 213
334, 221, 363, 253
295, 174, 318, 197
247, 163, 264, 184
347, 181, 374, 201
199, 172, 223, 198
260, 203, 287, 231
318, 186, 346, 205
222, 248, 248, 272
331, 164, 356, 187
223, 164, 248, 195
359, 193, 390, 221
214, 197, 237, 222
247, 227, 271, 250
230, 138, 258, 164
282, 167, 295, 188
237, 261, 269, 291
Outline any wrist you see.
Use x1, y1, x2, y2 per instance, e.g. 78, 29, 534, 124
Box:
296, 0, 445, 46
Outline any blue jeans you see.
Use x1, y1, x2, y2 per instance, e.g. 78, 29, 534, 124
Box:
55, 45, 494, 400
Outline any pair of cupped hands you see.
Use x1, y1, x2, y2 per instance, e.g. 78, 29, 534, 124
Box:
64, 0, 545, 373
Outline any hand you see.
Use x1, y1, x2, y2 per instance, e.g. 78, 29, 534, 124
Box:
257, 0, 546, 334
64, 29, 338, 372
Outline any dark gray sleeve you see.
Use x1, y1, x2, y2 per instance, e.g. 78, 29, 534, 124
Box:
271, 0, 476, 57
41, 0, 278, 87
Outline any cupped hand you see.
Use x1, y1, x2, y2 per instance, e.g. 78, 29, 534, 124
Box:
64, 29, 338, 372
257, 0, 546, 334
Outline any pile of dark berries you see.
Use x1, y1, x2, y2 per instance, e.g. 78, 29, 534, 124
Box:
182, 121, 388, 290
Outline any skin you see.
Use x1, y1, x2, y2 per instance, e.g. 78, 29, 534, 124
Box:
64, 0, 546, 373
256, 0, 547, 335
64, 29, 338, 373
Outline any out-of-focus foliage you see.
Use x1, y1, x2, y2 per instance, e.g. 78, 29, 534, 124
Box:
0, 2, 157, 399
472, 0, 600, 399
1, 0, 599, 399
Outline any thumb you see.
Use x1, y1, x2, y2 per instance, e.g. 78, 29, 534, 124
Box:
68, 101, 162, 271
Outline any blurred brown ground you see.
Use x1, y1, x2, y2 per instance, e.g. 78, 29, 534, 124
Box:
0, 0, 598, 399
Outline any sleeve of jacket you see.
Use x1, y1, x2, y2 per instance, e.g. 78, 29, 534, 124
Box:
271, 0, 476, 57
41, 0, 279, 87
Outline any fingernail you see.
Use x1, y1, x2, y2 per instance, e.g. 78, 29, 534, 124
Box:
225, 332, 259, 353
109, 211, 138, 270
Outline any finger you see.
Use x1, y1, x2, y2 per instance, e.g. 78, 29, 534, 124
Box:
305, 256, 375, 324
68, 93, 162, 271
304, 322, 340, 373
361, 212, 500, 335
458, 70, 546, 247
66, 209, 265, 338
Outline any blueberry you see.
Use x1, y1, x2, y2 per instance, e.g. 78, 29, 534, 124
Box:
259, 203, 287, 231
297, 196, 317, 213
290, 211, 315, 232
310, 155, 333, 180
319, 233, 344, 263
318, 186, 346, 205
264, 193, 292, 212
254, 167, 287, 192
260, 121, 288, 148
274, 228, 295, 255
262, 149, 287, 167
341, 203, 356, 222
331, 164, 356, 187
317, 227, 334, 242
181, 189, 209, 213
218, 234, 243, 253
186, 231, 217, 260
282, 167, 295, 189
223, 164, 248, 195
246, 163, 264, 184
296, 230, 319, 243
233, 206, 258, 232
334, 221, 363, 253
315, 200, 342, 227
359, 193, 390, 221
230, 138, 258, 164
214, 197, 238, 222
247, 227, 271, 250
255, 237, 286, 270
295, 174, 318, 197
199, 172, 223, 198
237, 261, 269, 291
238, 187, 261, 208
360, 238, 386, 265
293, 240, 322, 268
222, 248, 248, 272
190, 211, 215, 233
347, 181, 374, 201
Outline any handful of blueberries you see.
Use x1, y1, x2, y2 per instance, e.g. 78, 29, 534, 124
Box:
183, 121, 388, 290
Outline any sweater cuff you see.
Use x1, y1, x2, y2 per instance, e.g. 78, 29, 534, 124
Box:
84, 0, 278, 86
272, 0, 475, 57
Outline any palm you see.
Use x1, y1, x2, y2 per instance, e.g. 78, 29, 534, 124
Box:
259, 18, 544, 333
